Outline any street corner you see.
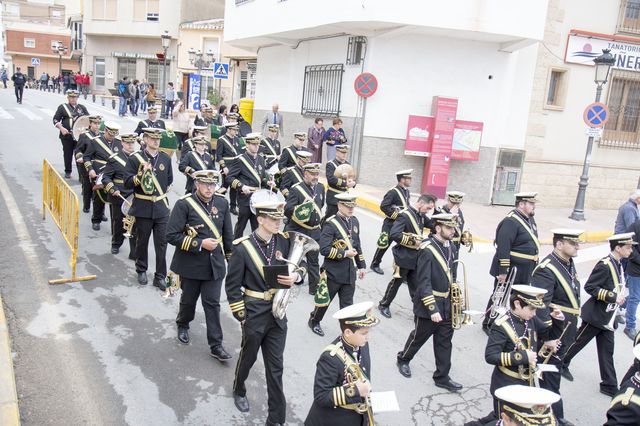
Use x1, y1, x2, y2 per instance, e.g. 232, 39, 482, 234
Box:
0, 295, 20, 426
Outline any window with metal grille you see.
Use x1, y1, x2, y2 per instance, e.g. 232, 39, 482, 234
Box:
618, 0, 640, 34
301, 64, 344, 116
346, 37, 366, 65
601, 70, 640, 150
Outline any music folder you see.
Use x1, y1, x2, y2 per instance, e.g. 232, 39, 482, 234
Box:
263, 265, 290, 289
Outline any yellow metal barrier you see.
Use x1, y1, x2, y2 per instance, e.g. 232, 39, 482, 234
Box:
42, 159, 97, 285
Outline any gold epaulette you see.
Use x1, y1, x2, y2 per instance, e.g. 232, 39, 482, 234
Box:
279, 231, 289, 239
494, 315, 508, 326
324, 343, 340, 356
233, 236, 250, 245
538, 258, 551, 268
179, 194, 191, 200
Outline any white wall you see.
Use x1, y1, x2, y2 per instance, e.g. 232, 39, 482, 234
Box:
83, 0, 180, 38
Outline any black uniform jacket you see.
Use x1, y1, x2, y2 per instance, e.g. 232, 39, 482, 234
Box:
320, 214, 365, 285
326, 159, 353, 207
134, 118, 165, 135
102, 151, 134, 199
182, 138, 213, 156
178, 150, 214, 193
226, 152, 270, 206
530, 253, 581, 345
167, 193, 233, 281
390, 207, 425, 270
225, 231, 307, 330
53, 102, 89, 139
124, 150, 173, 219
74, 130, 100, 162
284, 181, 325, 240
380, 185, 410, 229
605, 375, 640, 426
490, 209, 540, 277
280, 165, 304, 198
581, 255, 624, 329
260, 137, 281, 168
83, 135, 123, 174
216, 133, 243, 169
485, 311, 540, 393
412, 236, 455, 319
305, 336, 371, 426
278, 144, 305, 170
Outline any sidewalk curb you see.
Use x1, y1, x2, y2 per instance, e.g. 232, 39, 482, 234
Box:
0, 295, 20, 426
355, 195, 613, 245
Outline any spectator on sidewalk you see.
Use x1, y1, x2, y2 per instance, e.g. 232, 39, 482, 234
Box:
260, 103, 284, 137
62, 73, 70, 93
323, 117, 347, 161
39, 72, 47, 90
11, 67, 26, 103
229, 103, 244, 122
216, 104, 228, 126
118, 76, 131, 117
307, 117, 325, 163
145, 83, 157, 112
139, 79, 149, 113
615, 190, 640, 233
626, 218, 640, 340
129, 79, 139, 116
48, 75, 54, 91
172, 100, 190, 162
1, 66, 7, 88
75, 72, 83, 94
82, 72, 90, 97
165, 82, 176, 118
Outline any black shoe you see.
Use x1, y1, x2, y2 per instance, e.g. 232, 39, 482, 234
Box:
101, 215, 108, 222
83, 207, 90, 213
233, 393, 250, 412
371, 265, 384, 275
64, 172, 71, 179
111, 247, 119, 254
92, 223, 100, 231
153, 277, 166, 291
561, 367, 574, 382
397, 360, 411, 378
210, 346, 232, 361
308, 319, 324, 336
600, 386, 618, 397
435, 378, 463, 392
128, 253, 136, 261
137, 272, 148, 285
230, 207, 238, 215
624, 328, 637, 340
177, 327, 189, 344
378, 304, 391, 318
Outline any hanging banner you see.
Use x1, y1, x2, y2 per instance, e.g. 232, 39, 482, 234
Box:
566, 31, 640, 71
188, 74, 201, 111
452, 120, 483, 161
404, 115, 434, 157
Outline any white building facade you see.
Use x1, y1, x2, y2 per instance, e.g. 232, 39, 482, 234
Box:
224, 0, 549, 203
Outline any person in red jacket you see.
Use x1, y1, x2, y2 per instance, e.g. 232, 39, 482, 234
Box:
75, 72, 83, 95
82, 73, 91, 96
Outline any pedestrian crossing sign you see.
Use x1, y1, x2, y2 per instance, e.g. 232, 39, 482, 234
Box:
31, 58, 40, 66
213, 62, 229, 80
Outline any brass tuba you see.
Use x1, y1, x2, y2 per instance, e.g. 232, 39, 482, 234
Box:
451, 260, 472, 329
490, 266, 517, 319
272, 232, 320, 319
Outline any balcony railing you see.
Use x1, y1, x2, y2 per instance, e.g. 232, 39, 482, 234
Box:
617, 0, 640, 35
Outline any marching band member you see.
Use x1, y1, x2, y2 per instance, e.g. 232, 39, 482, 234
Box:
370, 169, 412, 275
53, 89, 89, 179
441, 191, 466, 281
278, 131, 308, 170
260, 124, 281, 169
308, 193, 365, 336
178, 136, 215, 194
280, 150, 312, 198
74, 114, 102, 213
396, 213, 463, 393
493, 385, 560, 426
284, 163, 325, 295
167, 170, 233, 360
226, 133, 271, 239
124, 128, 173, 289
225, 201, 306, 426
530, 229, 583, 426
181, 125, 210, 155
83, 121, 122, 231
133, 105, 165, 135
561, 233, 633, 397
217, 121, 244, 215
102, 132, 137, 256
484, 192, 540, 333
304, 301, 378, 426
324, 144, 355, 221
605, 344, 640, 425
377, 194, 436, 318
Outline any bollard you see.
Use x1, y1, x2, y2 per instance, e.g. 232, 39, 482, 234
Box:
92, 93, 96, 103
112, 99, 116, 110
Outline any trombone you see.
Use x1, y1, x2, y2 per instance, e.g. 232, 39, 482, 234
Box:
489, 266, 517, 319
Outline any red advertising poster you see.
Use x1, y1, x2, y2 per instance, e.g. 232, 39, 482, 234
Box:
452, 120, 483, 161
404, 115, 434, 157
421, 97, 458, 198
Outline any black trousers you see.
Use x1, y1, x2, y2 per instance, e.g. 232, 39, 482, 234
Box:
77, 161, 92, 210
379, 268, 418, 308
398, 315, 454, 381
134, 216, 168, 279
562, 322, 617, 391
14, 85, 23, 102
91, 190, 107, 224
234, 316, 287, 424
306, 251, 320, 294
234, 203, 258, 239
176, 277, 224, 349
324, 204, 338, 222
371, 246, 389, 268
311, 279, 355, 323
61, 136, 76, 175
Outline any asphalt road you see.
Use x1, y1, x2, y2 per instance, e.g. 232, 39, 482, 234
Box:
0, 87, 635, 426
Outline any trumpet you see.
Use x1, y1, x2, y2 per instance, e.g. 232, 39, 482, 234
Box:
538, 321, 572, 364
345, 361, 374, 425
451, 260, 472, 329
490, 266, 517, 319
604, 279, 626, 331
518, 328, 539, 387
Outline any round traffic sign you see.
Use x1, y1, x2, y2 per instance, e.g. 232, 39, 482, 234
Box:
354, 72, 378, 98
583, 102, 609, 128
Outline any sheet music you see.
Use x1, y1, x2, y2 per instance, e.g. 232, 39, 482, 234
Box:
537, 364, 559, 373
370, 391, 400, 413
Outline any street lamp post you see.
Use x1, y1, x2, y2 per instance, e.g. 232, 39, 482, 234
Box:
160, 30, 171, 119
52, 43, 67, 93
188, 48, 215, 108
569, 49, 616, 221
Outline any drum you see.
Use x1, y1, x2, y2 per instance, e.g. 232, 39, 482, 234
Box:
211, 124, 223, 139
72, 115, 91, 141
159, 129, 178, 156
250, 189, 284, 215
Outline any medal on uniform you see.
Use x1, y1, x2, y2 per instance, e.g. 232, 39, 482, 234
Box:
159, 164, 165, 171
211, 206, 218, 216
354, 225, 358, 233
